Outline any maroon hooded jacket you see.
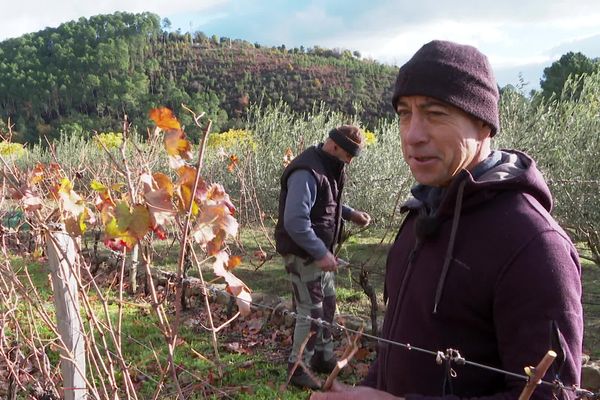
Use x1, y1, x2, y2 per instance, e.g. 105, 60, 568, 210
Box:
363, 150, 583, 399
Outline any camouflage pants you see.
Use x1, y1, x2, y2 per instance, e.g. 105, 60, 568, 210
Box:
284, 254, 336, 365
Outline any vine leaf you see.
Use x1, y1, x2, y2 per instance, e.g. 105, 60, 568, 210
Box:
164, 129, 193, 169
58, 178, 94, 236
149, 107, 181, 130
213, 251, 252, 316
283, 148, 295, 167
227, 154, 238, 172
103, 202, 151, 250
13, 186, 43, 212
141, 173, 177, 228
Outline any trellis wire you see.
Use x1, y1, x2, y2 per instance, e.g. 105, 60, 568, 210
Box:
191, 280, 600, 400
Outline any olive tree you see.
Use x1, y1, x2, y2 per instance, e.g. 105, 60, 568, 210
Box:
497, 73, 600, 264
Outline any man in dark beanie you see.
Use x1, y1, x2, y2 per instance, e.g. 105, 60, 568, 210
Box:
312, 41, 583, 399
275, 125, 371, 389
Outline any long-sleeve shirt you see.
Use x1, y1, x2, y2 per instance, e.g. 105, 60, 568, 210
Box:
283, 169, 353, 260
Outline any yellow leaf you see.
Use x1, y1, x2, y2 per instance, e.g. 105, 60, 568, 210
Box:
105, 217, 125, 238
90, 180, 107, 192
153, 173, 175, 196
178, 184, 199, 216
164, 130, 192, 159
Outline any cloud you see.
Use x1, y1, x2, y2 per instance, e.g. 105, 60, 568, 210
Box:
1, 0, 227, 40
2, 0, 600, 89
547, 33, 600, 59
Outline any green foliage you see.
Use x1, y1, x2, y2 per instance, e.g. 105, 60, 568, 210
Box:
497, 71, 600, 263
540, 52, 599, 100
0, 11, 397, 142
11, 85, 599, 262
0, 11, 162, 141
199, 101, 409, 227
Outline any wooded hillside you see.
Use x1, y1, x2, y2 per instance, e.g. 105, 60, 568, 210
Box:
0, 11, 398, 142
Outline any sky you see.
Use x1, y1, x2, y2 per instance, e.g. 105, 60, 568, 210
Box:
2, 0, 600, 90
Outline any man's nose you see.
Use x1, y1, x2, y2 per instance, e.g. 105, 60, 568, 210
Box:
403, 114, 428, 145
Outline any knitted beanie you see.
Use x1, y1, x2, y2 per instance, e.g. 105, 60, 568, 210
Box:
392, 40, 500, 136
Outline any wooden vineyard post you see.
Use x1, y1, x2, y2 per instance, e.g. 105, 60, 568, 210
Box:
46, 228, 87, 400
518, 350, 557, 400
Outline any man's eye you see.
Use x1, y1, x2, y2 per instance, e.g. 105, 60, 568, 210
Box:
428, 109, 447, 116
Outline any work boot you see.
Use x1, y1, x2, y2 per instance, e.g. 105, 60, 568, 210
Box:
288, 363, 321, 390
310, 352, 337, 374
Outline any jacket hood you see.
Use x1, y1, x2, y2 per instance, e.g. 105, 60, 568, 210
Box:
400, 150, 554, 315
403, 150, 553, 216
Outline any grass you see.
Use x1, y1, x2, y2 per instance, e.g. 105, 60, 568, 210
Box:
1, 226, 599, 399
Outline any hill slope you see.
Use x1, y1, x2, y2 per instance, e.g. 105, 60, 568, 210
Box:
0, 12, 398, 142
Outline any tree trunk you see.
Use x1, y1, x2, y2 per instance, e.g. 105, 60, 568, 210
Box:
359, 270, 379, 337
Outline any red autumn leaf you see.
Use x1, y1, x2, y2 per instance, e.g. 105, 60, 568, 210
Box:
227, 154, 238, 172
193, 203, 238, 244
206, 183, 236, 215
353, 347, 372, 361
13, 186, 43, 212
104, 238, 126, 252
192, 222, 216, 244
354, 362, 371, 378
176, 165, 197, 186
152, 172, 175, 196
206, 230, 225, 256
22, 193, 43, 212
227, 255, 242, 270
30, 163, 45, 184
141, 173, 177, 227
253, 250, 267, 262
48, 162, 61, 173
283, 147, 295, 167
153, 225, 167, 240
149, 107, 181, 130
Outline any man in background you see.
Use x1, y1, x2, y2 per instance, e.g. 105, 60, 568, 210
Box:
275, 125, 371, 389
